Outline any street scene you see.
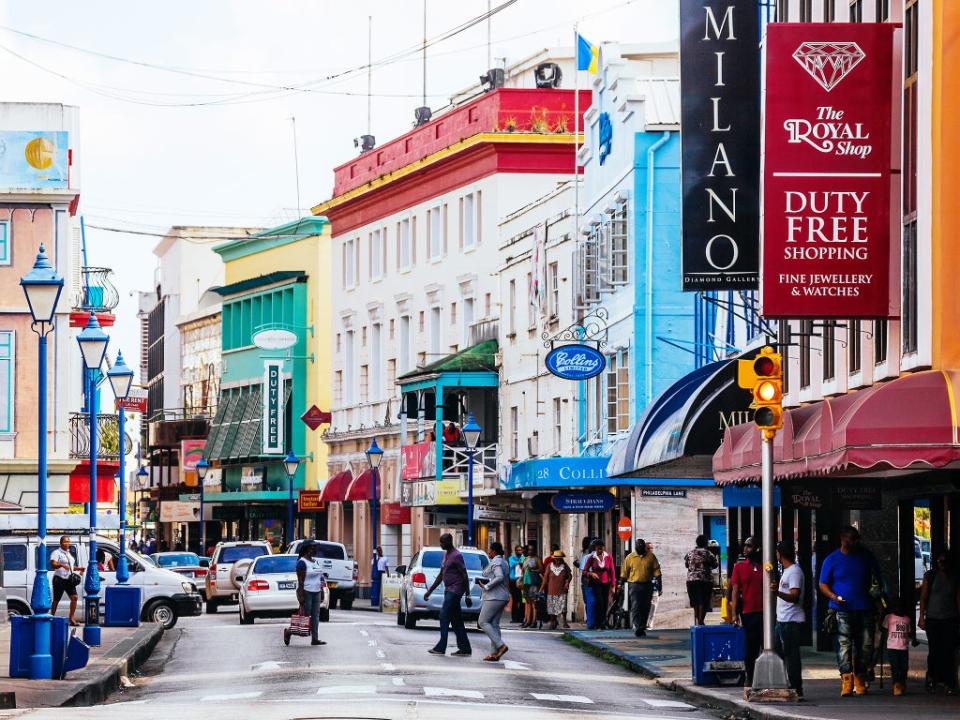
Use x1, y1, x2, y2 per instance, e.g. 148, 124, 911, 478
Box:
1, 1, 960, 719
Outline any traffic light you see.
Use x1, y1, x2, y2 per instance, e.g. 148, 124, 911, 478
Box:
737, 346, 783, 432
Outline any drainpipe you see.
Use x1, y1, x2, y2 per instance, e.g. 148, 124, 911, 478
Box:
644, 131, 672, 407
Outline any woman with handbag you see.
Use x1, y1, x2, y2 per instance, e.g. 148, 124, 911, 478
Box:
520, 543, 542, 629
294, 541, 326, 646
50, 535, 83, 626
476, 541, 510, 661
585, 540, 616, 630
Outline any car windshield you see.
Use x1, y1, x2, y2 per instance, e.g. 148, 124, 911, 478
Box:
156, 553, 199, 567
220, 545, 269, 563
253, 555, 298, 574
420, 550, 488, 570
313, 543, 346, 560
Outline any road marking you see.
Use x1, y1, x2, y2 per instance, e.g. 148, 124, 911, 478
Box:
376, 649, 386, 658
368, 639, 377, 646
316, 685, 376, 695
392, 677, 405, 686
642, 699, 696, 710
424, 687, 484, 699
359, 629, 369, 636
201, 691, 262, 702
502, 659, 531, 670
250, 661, 290, 671
381, 662, 396, 671
530, 693, 594, 704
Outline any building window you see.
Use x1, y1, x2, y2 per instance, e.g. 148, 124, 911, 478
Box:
799, 0, 812, 22
360, 365, 369, 403
398, 218, 412, 270
778, 320, 791, 395
344, 330, 355, 404
777, 0, 789, 21
450, 302, 457, 324
484, 292, 492, 317
510, 406, 519, 459
547, 262, 560, 319
428, 205, 442, 259
799, 320, 812, 389
370, 229, 384, 280
552, 397, 562, 453
875, 0, 889, 20
430, 306, 441, 355
461, 192, 477, 249
388, 319, 395, 340
902, 219, 918, 353
823, 0, 836, 21
335, 333, 341, 353
418, 311, 425, 332
526, 272, 535, 329
0, 221, 9, 265
0, 331, 13, 432
822, 321, 836, 382
606, 351, 630, 435
849, 0, 863, 21
508, 279, 517, 336
463, 297, 474, 346
387, 359, 397, 393
848, 320, 862, 374
334, 370, 343, 406
361, 325, 367, 347
610, 203, 628, 285
371, 323, 382, 401
344, 238, 358, 288
874, 320, 888, 364
399, 316, 411, 372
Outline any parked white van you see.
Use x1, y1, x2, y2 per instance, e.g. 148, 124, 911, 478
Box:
0, 514, 202, 628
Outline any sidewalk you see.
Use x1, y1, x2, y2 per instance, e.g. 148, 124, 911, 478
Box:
564, 628, 960, 720
0, 622, 163, 707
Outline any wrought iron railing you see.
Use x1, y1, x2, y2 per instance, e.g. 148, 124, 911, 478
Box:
72, 267, 120, 313
441, 442, 498, 478
69, 412, 130, 459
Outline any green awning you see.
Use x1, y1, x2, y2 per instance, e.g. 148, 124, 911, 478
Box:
398, 339, 498, 381
212, 271, 305, 298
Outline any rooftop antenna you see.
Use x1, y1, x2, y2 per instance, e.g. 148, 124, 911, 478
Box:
422, 0, 427, 108
487, 0, 492, 69
367, 15, 372, 137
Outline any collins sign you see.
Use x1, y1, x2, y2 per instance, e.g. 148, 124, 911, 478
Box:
761, 23, 896, 317
545, 344, 605, 381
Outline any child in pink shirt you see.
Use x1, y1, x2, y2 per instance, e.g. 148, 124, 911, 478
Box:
882, 596, 913, 696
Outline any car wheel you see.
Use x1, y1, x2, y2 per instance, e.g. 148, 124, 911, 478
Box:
239, 601, 254, 625
397, 602, 406, 626
319, 607, 330, 623
404, 610, 417, 630
7, 600, 30, 619
148, 600, 177, 629
340, 595, 354, 611
205, 597, 219, 614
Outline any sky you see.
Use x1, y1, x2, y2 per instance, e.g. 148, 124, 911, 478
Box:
0, 0, 678, 382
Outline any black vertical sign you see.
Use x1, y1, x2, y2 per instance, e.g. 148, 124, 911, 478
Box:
680, 0, 760, 290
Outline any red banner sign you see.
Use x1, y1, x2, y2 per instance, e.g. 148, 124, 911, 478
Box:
298, 490, 325, 512
381, 502, 411, 525
401, 442, 434, 480
301, 405, 331, 431
762, 23, 896, 317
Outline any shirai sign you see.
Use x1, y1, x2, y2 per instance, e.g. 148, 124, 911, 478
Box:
761, 23, 896, 317
680, 0, 761, 291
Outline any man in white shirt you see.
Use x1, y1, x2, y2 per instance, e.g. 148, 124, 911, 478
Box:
771, 541, 806, 696
50, 535, 82, 625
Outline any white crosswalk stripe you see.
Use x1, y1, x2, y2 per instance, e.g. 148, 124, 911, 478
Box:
641, 698, 697, 709
316, 685, 377, 695
424, 687, 485, 699
530, 693, 594, 704
200, 691, 262, 702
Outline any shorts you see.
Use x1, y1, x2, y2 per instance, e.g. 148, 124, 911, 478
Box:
53, 575, 78, 603
686, 580, 713, 608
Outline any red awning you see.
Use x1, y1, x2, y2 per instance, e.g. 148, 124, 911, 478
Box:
345, 470, 379, 502
69, 461, 119, 504
319, 470, 353, 503
713, 369, 960, 485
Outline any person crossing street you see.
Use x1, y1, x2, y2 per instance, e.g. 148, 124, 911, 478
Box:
424, 533, 473, 657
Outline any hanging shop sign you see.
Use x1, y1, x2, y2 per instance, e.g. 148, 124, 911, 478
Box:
640, 488, 688, 499
679, 0, 761, 291
761, 23, 896, 317
262, 359, 284, 454
401, 442, 435, 480
381, 502, 412, 525
300, 405, 331, 431
298, 491, 325, 513
551, 490, 616, 513
545, 344, 606, 381
410, 479, 462, 507
160, 501, 200, 523
253, 328, 298, 350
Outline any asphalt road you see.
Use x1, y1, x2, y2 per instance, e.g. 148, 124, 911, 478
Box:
15, 607, 712, 720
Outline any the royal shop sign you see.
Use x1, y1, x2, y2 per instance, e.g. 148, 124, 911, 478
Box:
545, 344, 606, 381
761, 23, 896, 317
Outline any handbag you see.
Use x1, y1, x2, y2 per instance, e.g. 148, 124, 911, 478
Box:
288, 610, 311, 637
68, 572, 82, 587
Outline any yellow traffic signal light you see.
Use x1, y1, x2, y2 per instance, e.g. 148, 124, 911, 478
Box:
737, 347, 783, 432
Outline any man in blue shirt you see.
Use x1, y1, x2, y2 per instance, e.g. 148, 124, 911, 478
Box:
818, 526, 881, 697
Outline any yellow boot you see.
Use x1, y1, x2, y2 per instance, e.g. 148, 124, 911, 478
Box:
854, 674, 868, 695
841, 673, 854, 697
893, 682, 905, 696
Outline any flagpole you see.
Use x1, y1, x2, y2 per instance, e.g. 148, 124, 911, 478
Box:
573, 23, 580, 303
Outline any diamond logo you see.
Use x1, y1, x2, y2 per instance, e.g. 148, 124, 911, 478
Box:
792, 42, 865, 92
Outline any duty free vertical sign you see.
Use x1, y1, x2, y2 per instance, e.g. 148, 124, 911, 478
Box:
262, 359, 284, 455
761, 23, 897, 317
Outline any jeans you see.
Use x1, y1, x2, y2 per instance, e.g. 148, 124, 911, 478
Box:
925, 617, 959, 688
478, 599, 507, 652
835, 610, 876, 676
434, 591, 471, 653
888, 648, 908, 684
742, 612, 763, 686
592, 584, 610, 629
775, 621, 804, 693
583, 584, 596, 628
303, 590, 322, 642
629, 582, 654, 633
510, 581, 524, 622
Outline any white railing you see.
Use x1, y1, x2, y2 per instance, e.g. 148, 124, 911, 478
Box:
331, 397, 397, 433
441, 443, 497, 478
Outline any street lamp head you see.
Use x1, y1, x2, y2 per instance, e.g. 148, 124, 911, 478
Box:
136, 465, 149, 489
77, 312, 109, 370
107, 350, 134, 400
366, 437, 384, 469
463, 413, 482, 450
195, 456, 209, 481
20, 243, 64, 325
283, 450, 300, 478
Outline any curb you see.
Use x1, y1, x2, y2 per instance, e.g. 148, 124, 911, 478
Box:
62, 623, 164, 706
657, 678, 809, 720
560, 632, 662, 679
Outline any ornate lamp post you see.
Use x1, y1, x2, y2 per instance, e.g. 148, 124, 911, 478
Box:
196, 456, 209, 554
136, 465, 149, 528
365, 438, 383, 606
19, 244, 64, 679
283, 451, 300, 547
462, 414, 482, 546
106, 352, 133, 582
77, 312, 109, 646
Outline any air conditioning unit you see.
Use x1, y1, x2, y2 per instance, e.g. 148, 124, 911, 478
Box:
354, 134, 375, 153
527, 431, 539, 457
414, 106, 432, 126
480, 68, 505, 92
534, 62, 562, 88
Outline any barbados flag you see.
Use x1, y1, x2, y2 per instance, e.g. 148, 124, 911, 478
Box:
577, 33, 598, 73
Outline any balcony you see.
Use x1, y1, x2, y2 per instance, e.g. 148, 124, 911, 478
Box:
147, 406, 212, 448
72, 267, 119, 314
445, 444, 500, 498
69, 412, 127, 460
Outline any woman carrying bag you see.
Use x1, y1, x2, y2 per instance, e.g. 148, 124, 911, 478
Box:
520, 543, 542, 629
292, 541, 326, 646
476, 541, 510, 661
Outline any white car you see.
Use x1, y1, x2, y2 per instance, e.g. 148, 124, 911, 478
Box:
237, 554, 329, 625
205, 541, 272, 612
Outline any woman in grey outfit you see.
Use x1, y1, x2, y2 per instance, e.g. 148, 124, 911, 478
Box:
477, 541, 510, 661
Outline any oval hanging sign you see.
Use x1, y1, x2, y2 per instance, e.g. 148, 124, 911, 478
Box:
252, 328, 297, 350
545, 343, 606, 381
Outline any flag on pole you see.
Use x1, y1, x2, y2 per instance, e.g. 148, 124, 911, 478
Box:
577, 34, 599, 73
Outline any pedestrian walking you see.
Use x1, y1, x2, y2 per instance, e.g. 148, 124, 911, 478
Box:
818, 526, 883, 697
50, 535, 82, 626
508, 545, 525, 623
477, 541, 510, 661
621, 538, 662, 637
295, 541, 326, 646
584, 540, 616, 630
520, 543, 542, 629
882, 596, 914, 696
918, 548, 960, 694
684, 534, 719, 626
540, 550, 572, 630
771, 542, 805, 697
371, 545, 387, 606
577, 537, 596, 628
731, 537, 764, 688
424, 533, 473, 656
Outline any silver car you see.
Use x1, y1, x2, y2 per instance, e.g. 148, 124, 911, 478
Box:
396, 546, 488, 629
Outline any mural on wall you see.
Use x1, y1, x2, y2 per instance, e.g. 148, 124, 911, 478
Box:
0, 131, 69, 189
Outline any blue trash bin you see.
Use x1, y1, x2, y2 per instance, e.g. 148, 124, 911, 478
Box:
64, 634, 90, 673
104, 585, 142, 627
8, 615, 69, 679
690, 624, 746, 686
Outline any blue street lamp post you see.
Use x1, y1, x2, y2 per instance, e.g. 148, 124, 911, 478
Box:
365, 439, 383, 607
106, 352, 133, 583
77, 312, 109, 646
20, 244, 64, 679
283, 451, 300, 547
196, 457, 209, 553
462, 414, 482, 547
136, 465, 149, 528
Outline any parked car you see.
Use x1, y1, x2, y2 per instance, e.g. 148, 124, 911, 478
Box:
914, 537, 926, 589
0, 530, 202, 628
151, 552, 209, 599
396, 546, 487, 629
205, 541, 272, 613
286, 539, 357, 610
915, 535, 931, 569
237, 554, 329, 625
